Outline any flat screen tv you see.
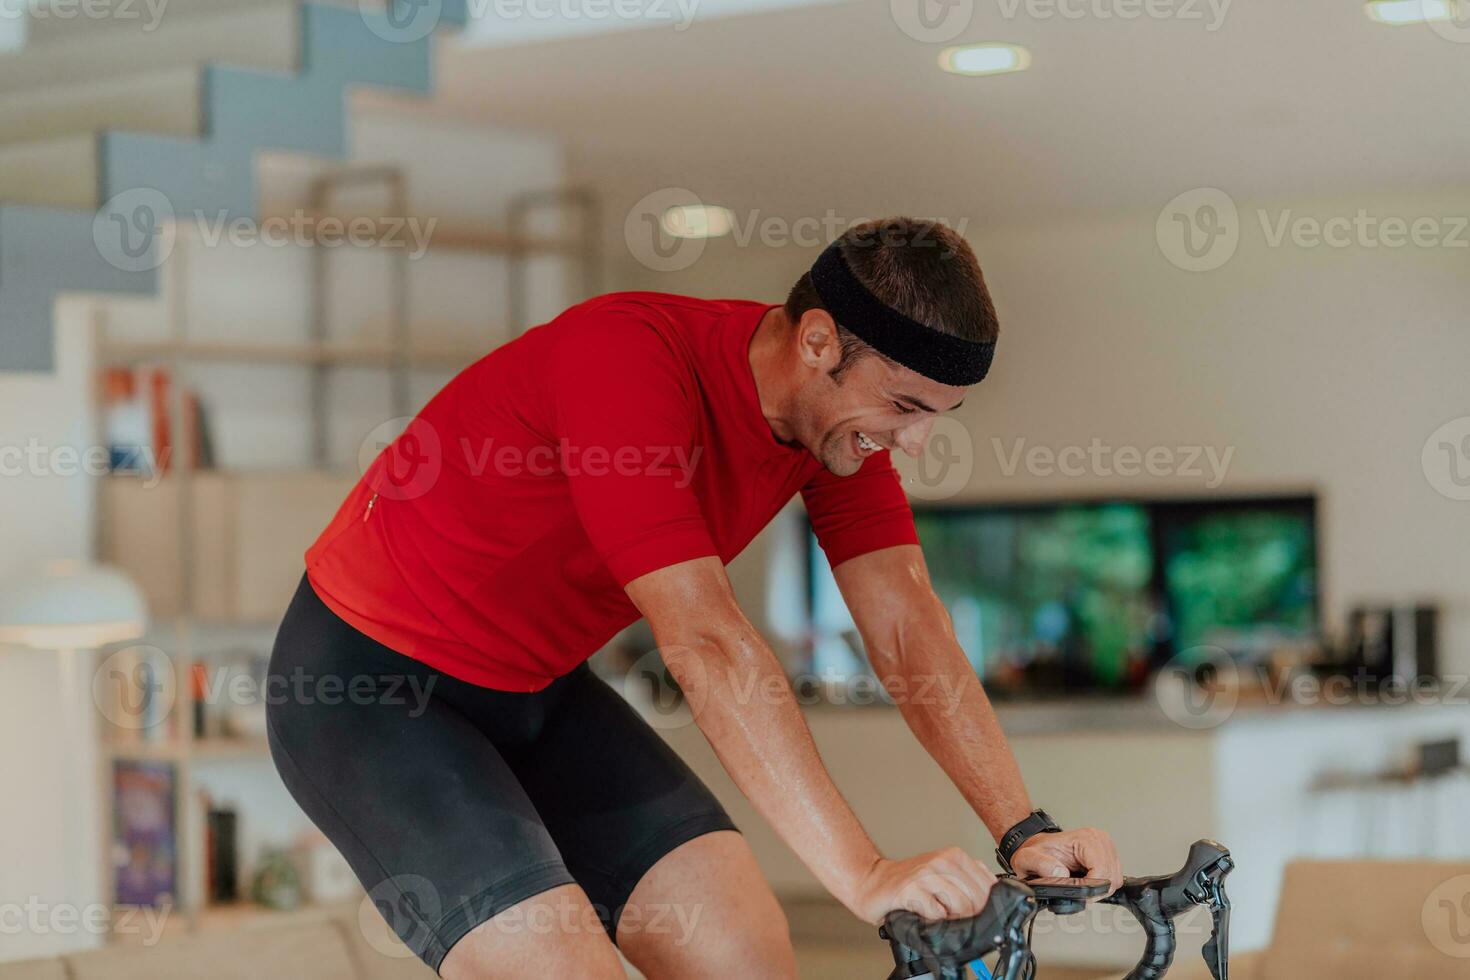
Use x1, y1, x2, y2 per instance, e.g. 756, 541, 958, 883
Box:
804, 495, 1319, 697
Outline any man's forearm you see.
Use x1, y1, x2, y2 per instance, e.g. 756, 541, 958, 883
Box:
877, 610, 1033, 844
658, 624, 882, 907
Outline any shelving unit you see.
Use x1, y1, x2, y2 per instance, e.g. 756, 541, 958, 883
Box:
92, 164, 598, 939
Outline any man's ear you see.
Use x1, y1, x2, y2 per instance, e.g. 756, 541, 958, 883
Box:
796, 309, 841, 373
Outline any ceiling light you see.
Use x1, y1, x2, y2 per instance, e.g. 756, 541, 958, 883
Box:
1364, 0, 1461, 24
938, 44, 1032, 77
660, 205, 734, 240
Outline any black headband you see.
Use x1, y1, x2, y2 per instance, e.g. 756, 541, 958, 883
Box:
808, 242, 996, 386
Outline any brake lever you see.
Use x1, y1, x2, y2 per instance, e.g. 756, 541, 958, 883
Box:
1197, 853, 1232, 980
1102, 839, 1233, 980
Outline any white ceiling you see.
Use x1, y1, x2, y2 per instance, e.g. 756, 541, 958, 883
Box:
456, 0, 848, 48
431, 0, 1470, 223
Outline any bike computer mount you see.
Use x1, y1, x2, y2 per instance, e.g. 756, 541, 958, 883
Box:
880, 839, 1234, 980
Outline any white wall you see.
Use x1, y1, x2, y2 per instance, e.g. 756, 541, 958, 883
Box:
0, 301, 107, 959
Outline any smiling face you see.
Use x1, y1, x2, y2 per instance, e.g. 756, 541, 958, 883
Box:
788, 309, 969, 476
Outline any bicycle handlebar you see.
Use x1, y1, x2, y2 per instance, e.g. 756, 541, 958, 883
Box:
1102, 839, 1233, 980
881, 878, 1038, 980
880, 839, 1233, 980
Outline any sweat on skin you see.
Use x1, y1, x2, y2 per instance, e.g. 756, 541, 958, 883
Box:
727, 661, 968, 717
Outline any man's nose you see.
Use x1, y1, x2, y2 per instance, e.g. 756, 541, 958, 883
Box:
894, 417, 936, 458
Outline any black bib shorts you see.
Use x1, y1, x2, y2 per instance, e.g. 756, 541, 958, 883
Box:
265, 576, 736, 973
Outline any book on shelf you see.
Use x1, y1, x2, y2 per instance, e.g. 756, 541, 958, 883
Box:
112, 760, 178, 908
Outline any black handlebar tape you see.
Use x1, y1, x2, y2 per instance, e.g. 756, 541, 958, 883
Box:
882, 878, 1039, 977
1103, 840, 1233, 980
1106, 884, 1176, 980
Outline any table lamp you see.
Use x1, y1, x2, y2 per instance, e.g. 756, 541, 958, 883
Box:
0, 559, 147, 948
0, 559, 147, 650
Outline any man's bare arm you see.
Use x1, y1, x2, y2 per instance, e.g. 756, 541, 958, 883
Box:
625, 555, 997, 922
831, 544, 1033, 839
832, 544, 1122, 888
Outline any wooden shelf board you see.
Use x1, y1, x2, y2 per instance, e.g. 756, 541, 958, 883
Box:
106, 737, 271, 763
193, 737, 271, 760
99, 339, 487, 369
279, 214, 582, 255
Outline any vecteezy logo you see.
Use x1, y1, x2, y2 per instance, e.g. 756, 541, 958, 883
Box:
1423, 874, 1470, 957
92, 646, 177, 731
1423, 417, 1470, 501
893, 416, 974, 500
890, 0, 974, 43
94, 188, 176, 273
1426, 0, 1470, 43
624, 188, 709, 273
1153, 646, 1239, 729
1156, 188, 1240, 272
361, 874, 444, 958
362, 0, 441, 43
359, 416, 443, 501
621, 647, 705, 730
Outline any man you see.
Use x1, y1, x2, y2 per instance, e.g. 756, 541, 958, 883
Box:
266, 216, 1122, 979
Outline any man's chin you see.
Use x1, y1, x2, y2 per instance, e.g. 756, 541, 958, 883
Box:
817, 446, 864, 478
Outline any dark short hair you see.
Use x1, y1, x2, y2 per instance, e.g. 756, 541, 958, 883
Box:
785, 217, 999, 379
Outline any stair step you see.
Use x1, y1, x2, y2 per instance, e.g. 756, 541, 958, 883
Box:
0, 0, 470, 372
0, 133, 99, 211
0, 5, 436, 211
0, 67, 204, 146
20, 0, 293, 44
0, 205, 161, 370
0, 1, 300, 93
109, 4, 442, 216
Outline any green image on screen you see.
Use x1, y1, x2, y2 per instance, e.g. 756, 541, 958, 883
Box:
1158, 508, 1317, 659
805, 496, 1319, 698
914, 504, 1154, 693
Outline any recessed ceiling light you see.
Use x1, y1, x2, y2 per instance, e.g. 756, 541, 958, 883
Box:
1364, 0, 1461, 24
660, 205, 734, 240
938, 43, 1032, 77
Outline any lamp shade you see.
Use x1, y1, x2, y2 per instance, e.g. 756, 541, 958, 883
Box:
0, 560, 147, 650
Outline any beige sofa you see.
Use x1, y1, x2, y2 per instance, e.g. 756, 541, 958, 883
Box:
0, 902, 435, 980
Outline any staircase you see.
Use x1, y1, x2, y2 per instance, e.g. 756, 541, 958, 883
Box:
0, 0, 467, 371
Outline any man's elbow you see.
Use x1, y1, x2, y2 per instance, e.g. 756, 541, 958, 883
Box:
656, 610, 770, 691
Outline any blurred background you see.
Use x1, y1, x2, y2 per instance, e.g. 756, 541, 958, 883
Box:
1, 0, 1468, 977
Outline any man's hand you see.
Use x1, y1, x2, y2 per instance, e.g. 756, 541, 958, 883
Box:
847, 848, 998, 925
1009, 828, 1124, 895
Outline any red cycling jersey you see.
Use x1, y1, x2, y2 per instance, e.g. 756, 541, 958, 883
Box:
305, 292, 918, 691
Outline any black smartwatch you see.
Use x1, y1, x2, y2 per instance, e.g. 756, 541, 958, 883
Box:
996, 809, 1063, 874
